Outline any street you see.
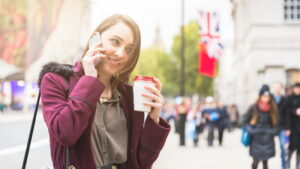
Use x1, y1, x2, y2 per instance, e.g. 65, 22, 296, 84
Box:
0, 113, 52, 169
0, 114, 296, 169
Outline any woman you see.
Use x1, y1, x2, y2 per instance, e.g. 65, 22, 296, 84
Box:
243, 84, 280, 169
38, 14, 170, 169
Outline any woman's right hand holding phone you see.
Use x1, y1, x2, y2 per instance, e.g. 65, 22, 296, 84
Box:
82, 42, 106, 77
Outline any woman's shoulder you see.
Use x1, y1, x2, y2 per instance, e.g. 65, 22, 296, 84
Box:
38, 62, 74, 86
246, 104, 257, 113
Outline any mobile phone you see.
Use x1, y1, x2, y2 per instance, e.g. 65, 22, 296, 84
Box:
88, 32, 104, 66
88, 32, 101, 49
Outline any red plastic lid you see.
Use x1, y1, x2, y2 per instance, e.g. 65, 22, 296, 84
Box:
134, 76, 154, 82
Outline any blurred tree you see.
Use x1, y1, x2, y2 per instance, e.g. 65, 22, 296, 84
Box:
171, 20, 214, 96
131, 20, 214, 97
131, 47, 178, 96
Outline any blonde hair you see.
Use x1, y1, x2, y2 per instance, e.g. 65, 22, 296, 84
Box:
82, 14, 141, 89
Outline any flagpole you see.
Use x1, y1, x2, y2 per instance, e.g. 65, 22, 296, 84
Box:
180, 0, 185, 96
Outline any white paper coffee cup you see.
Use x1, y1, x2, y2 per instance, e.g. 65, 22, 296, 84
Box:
133, 76, 155, 112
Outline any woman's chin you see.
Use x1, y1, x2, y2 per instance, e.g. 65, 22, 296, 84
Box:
100, 67, 117, 76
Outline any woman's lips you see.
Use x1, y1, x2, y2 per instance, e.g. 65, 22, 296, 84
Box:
108, 58, 120, 66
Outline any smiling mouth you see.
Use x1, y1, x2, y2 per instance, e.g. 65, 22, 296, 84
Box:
107, 57, 121, 65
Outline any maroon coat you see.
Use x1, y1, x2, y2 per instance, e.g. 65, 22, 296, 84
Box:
40, 62, 170, 169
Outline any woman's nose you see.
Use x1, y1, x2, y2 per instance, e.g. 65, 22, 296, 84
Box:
115, 47, 125, 59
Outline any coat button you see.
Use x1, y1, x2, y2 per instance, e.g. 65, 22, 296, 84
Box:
68, 165, 76, 169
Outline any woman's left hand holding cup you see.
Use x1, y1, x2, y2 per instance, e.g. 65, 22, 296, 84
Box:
141, 78, 164, 124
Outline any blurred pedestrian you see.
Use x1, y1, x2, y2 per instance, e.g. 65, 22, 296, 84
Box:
194, 102, 205, 147
175, 97, 190, 146
285, 83, 300, 169
0, 102, 5, 112
186, 105, 197, 144
243, 84, 280, 169
286, 85, 294, 96
186, 102, 203, 147
164, 100, 176, 123
228, 104, 240, 131
217, 102, 230, 146
39, 14, 170, 169
201, 96, 221, 147
272, 82, 289, 169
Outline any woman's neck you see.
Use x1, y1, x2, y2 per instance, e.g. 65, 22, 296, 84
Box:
98, 71, 113, 98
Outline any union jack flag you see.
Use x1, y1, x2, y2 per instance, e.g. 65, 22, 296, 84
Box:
198, 11, 223, 59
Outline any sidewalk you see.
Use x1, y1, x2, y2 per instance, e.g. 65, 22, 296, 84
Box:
153, 126, 283, 169
0, 109, 42, 124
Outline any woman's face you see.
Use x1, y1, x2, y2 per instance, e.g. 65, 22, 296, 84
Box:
260, 94, 271, 103
98, 22, 134, 76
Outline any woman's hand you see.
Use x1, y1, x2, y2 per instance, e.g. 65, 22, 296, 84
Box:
82, 42, 106, 77
142, 78, 164, 124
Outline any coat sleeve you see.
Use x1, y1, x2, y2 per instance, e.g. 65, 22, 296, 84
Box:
243, 105, 257, 134
137, 116, 170, 169
266, 126, 280, 136
40, 73, 104, 146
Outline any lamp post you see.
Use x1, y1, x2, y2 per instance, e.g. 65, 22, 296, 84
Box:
180, 0, 185, 96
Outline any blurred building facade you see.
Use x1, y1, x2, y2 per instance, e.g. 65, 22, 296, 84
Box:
0, 0, 91, 112
152, 26, 165, 50
26, 0, 91, 82
216, 0, 300, 113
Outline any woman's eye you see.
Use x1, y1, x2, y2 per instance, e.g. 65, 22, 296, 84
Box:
111, 39, 120, 46
125, 47, 132, 53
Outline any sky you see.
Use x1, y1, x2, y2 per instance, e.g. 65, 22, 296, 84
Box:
90, 0, 234, 51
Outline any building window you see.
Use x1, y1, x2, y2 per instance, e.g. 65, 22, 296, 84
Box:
284, 0, 300, 23
287, 69, 300, 86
